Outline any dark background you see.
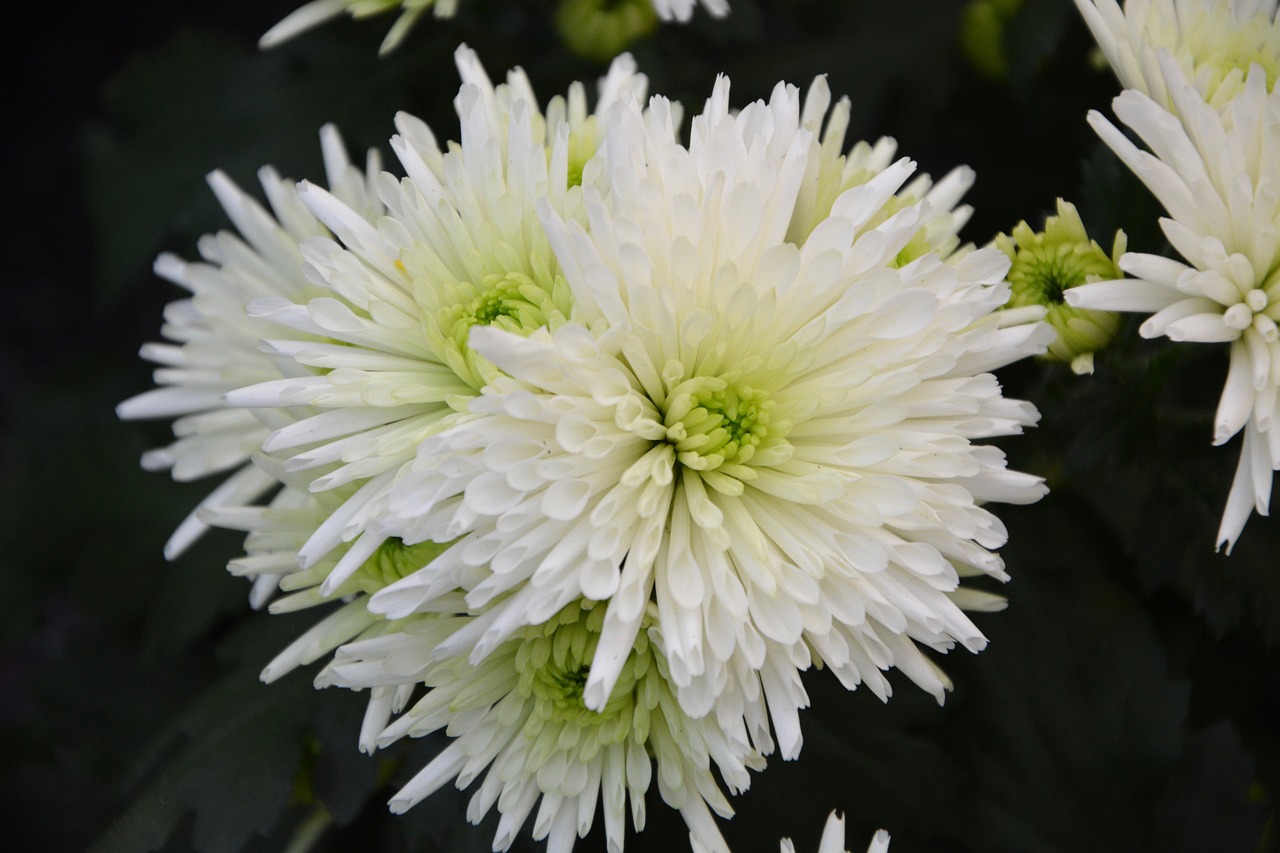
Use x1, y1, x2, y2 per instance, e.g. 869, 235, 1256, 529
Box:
3, 1, 1277, 850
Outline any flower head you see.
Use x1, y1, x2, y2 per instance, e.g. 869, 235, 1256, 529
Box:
373, 75, 1049, 759
1066, 55, 1280, 550
1074, 0, 1280, 110
220, 47, 647, 596
998, 198, 1124, 374
116, 126, 382, 592
321, 598, 762, 853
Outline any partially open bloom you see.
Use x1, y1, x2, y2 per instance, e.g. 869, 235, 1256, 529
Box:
321, 599, 763, 853
222, 47, 647, 596
789, 77, 976, 263
116, 127, 381, 595
1074, 0, 1280, 110
1066, 55, 1280, 550
998, 198, 1124, 374
372, 75, 1049, 759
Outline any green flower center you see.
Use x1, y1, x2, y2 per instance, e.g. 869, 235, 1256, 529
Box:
663, 376, 777, 471
417, 266, 573, 391
515, 601, 658, 735
1008, 244, 1105, 305
351, 537, 451, 595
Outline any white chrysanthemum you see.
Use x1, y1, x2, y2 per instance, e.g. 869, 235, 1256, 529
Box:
261, 0, 460, 55
221, 47, 648, 597
789, 77, 976, 263
651, 0, 730, 23
321, 598, 763, 853
117, 127, 382, 588
373, 76, 1050, 755
1066, 55, 1280, 551
261, 0, 728, 54
1074, 0, 1279, 110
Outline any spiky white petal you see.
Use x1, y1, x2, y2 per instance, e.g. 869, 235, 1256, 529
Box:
1067, 55, 1280, 550
118, 126, 382, 563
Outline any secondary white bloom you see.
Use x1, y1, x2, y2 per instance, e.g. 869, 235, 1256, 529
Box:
260, 0, 460, 55
321, 598, 762, 853
1074, 0, 1279, 110
373, 76, 1050, 756
261, 0, 729, 54
1066, 55, 1280, 550
203, 470, 447, 750
222, 47, 647, 597
117, 126, 381, 593
789, 77, 976, 263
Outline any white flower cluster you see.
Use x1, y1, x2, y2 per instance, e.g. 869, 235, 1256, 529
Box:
122, 45, 1050, 853
1069, 0, 1280, 551
261, 0, 730, 54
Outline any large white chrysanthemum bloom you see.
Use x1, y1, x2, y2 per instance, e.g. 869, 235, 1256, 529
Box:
117, 127, 382, 594
261, 0, 728, 54
1074, 0, 1279, 110
321, 598, 762, 853
222, 47, 647, 598
1066, 55, 1280, 551
373, 77, 1050, 756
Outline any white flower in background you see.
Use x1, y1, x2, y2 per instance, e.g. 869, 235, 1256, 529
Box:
374, 75, 1050, 758
789, 76, 976, 264
321, 598, 762, 853
222, 47, 648, 598
652, 0, 730, 23
261, 0, 729, 54
117, 126, 381, 600
1066, 55, 1280, 551
1074, 0, 1279, 110
690, 811, 891, 853
261, 0, 460, 55
200, 464, 450, 751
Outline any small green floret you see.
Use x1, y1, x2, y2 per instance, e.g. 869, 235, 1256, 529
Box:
555, 0, 659, 63
998, 198, 1124, 375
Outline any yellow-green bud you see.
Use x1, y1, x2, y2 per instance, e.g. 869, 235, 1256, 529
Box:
555, 0, 659, 62
998, 199, 1124, 375
960, 0, 1023, 81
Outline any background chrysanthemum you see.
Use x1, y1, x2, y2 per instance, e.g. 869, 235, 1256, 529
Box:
320, 598, 761, 853
220, 47, 647, 597
262, 0, 730, 55
371, 75, 1050, 762
116, 127, 382, 602
1074, 0, 1280, 110
1067, 54, 1280, 550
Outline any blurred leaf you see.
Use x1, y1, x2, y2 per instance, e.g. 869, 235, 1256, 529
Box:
91, 666, 313, 853
952, 502, 1191, 852
1152, 721, 1266, 853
